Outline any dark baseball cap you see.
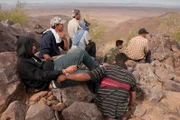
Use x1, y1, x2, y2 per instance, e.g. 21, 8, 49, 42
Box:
138, 28, 149, 34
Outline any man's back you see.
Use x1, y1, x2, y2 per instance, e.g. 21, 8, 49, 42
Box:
89, 64, 136, 117
103, 47, 121, 64
126, 36, 148, 60
68, 18, 79, 39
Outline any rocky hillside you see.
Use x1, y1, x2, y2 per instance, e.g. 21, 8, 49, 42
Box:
97, 12, 180, 56
0, 14, 180, 120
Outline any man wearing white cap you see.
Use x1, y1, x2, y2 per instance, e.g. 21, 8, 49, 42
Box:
39, 16, 68, 60
68, 9, 81, 40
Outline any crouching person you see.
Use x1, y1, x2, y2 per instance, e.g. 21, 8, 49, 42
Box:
57, 53, 136, 120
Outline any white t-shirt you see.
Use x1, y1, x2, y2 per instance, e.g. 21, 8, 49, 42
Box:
68, 18, 79, 39
72, 31, 91, 50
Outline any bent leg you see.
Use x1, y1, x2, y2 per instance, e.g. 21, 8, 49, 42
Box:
145, 50, 151, 63
54, 48, 99, 71
85, 42, 96, 58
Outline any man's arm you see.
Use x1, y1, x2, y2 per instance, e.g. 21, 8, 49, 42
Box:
129, 91, 136, 107
43, 54, 52, 60
58, 32, 69, 51
57, 73, 91, 83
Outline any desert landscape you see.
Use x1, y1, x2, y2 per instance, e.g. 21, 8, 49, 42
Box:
0, 2, 180, 120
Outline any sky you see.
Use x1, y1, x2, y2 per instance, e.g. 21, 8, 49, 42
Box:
1, 0, 180, 6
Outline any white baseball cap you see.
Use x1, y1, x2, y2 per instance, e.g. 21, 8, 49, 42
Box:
50, 16, 66, 27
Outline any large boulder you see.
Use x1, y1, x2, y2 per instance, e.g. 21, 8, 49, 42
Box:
141, 85, 164, 103
62, 102, 102, 120
1, 101, 27, 120
152, 61, 175, 82
0, 20, 40, 52
0, 52, 28, 114
133, 63, 160, 85
52, 85, 95, 103
163, 80, 180, 92
25, 103, 56, 120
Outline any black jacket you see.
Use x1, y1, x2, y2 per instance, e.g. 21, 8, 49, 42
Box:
39, 31, 64, 59
17, 56, 61, 90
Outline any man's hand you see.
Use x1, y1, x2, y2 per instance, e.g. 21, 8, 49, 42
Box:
57, 75, 66, 83
63, 65, 77, 74
43, 54, 52, 60
59, 32, 67, 40
58, 31, 69, 51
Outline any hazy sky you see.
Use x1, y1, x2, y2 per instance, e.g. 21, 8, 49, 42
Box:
1, 0, 180, 6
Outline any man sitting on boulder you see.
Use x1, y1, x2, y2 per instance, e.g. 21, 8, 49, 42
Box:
39, 16, 69, 60
103, 40, 124, 65
126, 28, 151, 63
57, 53, 136, 120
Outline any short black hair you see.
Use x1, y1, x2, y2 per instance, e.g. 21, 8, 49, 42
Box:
116, 40, 123, 47
115, 53, 129, 63
16, 36, 35, 58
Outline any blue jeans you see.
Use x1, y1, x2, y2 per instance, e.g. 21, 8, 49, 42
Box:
53, 49, 99, 90
54, 48, 99, 71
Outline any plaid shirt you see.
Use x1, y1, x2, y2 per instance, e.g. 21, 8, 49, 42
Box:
126, 36, 149, 60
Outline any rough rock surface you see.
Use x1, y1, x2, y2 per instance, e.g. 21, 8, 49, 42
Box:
1, 101, 27, 120
25, 103, 56, 120
62, 102, 103, 120
0, 20, 40, 52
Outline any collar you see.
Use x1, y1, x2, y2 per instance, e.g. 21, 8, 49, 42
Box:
115, 62, 127, 70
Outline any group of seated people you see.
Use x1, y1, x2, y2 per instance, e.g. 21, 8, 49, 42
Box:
16, 9, 151, 120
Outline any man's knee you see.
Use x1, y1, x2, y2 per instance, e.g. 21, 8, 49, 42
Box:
75, 48, 86, 56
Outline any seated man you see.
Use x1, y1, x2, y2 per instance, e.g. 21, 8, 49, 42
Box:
126, 28, 151, 63
39, 16, 69, 60
103, 40, 123, 65
70, 19, 96, 59
57, 53, 136, 120
16, 36, 99, 91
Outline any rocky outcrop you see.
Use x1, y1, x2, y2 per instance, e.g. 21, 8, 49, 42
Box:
62, 102, 102, 120
1, 101, 27, 120
26, 103, 56, 120
0, 52, 29, 113
0, 20, 40, 52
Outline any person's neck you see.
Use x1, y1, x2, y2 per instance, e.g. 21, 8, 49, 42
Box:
139, 34, 145, 38
54, 28, 59, 33
115, 62, 127, 69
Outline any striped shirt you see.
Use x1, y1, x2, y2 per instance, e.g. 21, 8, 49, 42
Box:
88, 63, 136, 118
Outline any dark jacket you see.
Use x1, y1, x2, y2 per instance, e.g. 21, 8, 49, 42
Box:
17, 56, 61, 90
39, 31, 64, 59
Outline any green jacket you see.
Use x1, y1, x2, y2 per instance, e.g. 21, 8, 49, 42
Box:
103, 47, 122, 65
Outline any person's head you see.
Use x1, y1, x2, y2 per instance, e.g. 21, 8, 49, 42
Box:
79, 19, 90, 30
115, 53, 129, 65
72, 9, 81, 20
116, 40, 123, 49
138, 28, 149, 38
50, 16, 66, 32
16, 36, 36, 58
